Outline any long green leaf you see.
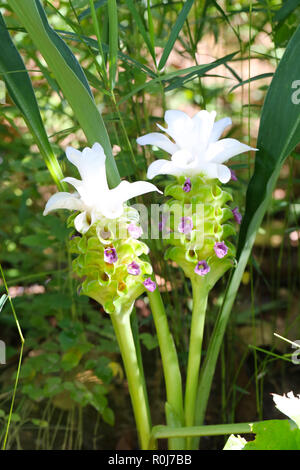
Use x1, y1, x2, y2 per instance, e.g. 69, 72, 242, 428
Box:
0, 12, 65, 190
107, 0, 118, 89
125, 0, 156, 62
7, 0, 120, 188
194, 24, 300, 440
158, 0, 194, 70
120, 51, 237, 103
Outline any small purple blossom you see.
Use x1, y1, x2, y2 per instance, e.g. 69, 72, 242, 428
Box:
230, 169, 237, 181
194, 260, 210, 276
232, 207, 242, 224
127, 261, 141, 276
214, 241, 228, 258
143, 277, 156, 292
127, 223, 143, 239
104, 246, 118, 264
183, 177, 192, 193
178, 216, 193, 234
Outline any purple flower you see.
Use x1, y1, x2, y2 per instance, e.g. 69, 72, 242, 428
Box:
127, 223, 143, 239
214, 241, 228, 258
183, 177, 192, 192
230, 169, 237, 181
127, 261, 141, 276
178, 216, 193, 234
194, 260, 210, 276
143, 277, 156, 292
104, 246, 118, 264
159, 214, 170, 232
232, 207, 242, 224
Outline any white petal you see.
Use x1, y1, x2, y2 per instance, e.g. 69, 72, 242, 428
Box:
192, 110, 216, 153
62, 176, 84, 193
205, 138, 257, 164
65, 146, 83, 170
147, 159, 183, 179
171, 149, 195, 168
43, 192, 85, 216
111, 180, 162, 204
136, 132, 178, 154
196, 162, 231, 183
163, 110, 193, 147
80, 143, 108, 188
217, 164, 231, 183
209, 117, 232, 143
272, 392, 300, 428
74, 211, 91, 234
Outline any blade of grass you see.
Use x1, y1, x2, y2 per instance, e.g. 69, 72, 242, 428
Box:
125, 0, 156, 63
107, 0, 118, 89
158, 0, 194, 70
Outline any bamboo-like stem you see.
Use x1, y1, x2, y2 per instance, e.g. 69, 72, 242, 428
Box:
110, 312, 155, 450
147, 285, 185, 450
184, 277, 209, 449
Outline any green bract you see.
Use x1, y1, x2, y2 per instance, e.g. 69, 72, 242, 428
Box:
163, 175, 236, 287
68, 207, 152, 316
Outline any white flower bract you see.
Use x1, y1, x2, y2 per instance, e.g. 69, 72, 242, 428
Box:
272, 391, 300, 428
43, 143, 161, 233
137, 109, 257, 183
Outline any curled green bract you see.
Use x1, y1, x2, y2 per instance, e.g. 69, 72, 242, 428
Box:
68, 206, 153, 316
162, 175, 237, 288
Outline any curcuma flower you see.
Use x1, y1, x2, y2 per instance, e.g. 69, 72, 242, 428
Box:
44, 142, 160, 316
137, 109, 256, 183
44, 142, 160, 234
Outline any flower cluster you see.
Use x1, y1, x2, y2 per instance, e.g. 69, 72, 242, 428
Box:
68, 206, 155, 316
44, 143, 160, 316
137, 109, 255, 284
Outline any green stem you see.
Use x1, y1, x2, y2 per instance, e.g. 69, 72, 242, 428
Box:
151, 421, 256, 441
147, 285, 185, 450
184, 278, 208, 449
110, 312, 154, 450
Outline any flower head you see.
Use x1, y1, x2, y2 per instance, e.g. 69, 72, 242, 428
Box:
194, 260, 210, 276
127, 261, 141, 276
104, 246, 118, 264
43, 143, 161, 233
214, 241, 228, 258
137, 109, 257, 184
232, 207, 242, 224
272, 391, 300, 428
183, 177, 192, 192
127, 223, 143, 239
178, 216, 193, 234
143, 277, 156, 292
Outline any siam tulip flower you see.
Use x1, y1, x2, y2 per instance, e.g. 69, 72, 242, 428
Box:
183, 177, 192, 192
214, 241, 228, 259
272, 391, 300, 429
127, 261, 141, 276
194, 260, 210, 276
178, 216, 193, 234
43, 142, 161, 234
137, 109, 256, 184
232, 207, 242, 224
230, 169, 238, 181
143, 277, 156, 292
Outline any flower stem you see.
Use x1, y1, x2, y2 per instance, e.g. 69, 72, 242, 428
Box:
147, 287, 185, 450
184, 278, 209, 450
110, 312, 154, 450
